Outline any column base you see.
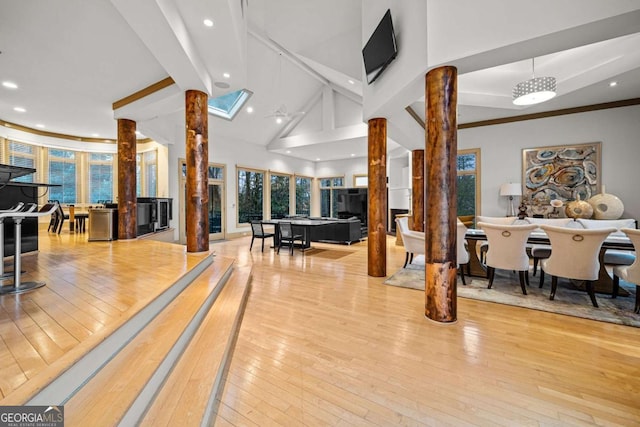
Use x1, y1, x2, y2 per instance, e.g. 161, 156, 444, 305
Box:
0, 281, 46, 295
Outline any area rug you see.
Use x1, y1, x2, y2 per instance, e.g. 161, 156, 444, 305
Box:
384, 260, 640, 328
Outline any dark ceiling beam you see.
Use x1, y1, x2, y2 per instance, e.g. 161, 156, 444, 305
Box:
405, 97, 640, 131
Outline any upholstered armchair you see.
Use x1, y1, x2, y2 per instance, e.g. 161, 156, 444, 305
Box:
539, 224, 616, 307
478, 222, 538, 294
612, 228, 640, 313
457, 220, 470, 285
395, 217, 425, 268
474, 216, 520, 264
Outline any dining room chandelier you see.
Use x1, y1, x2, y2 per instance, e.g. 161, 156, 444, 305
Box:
512, 58, 557, 106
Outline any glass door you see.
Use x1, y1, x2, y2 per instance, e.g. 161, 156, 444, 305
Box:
208, 182, 224, 240
178, 160, 226, 243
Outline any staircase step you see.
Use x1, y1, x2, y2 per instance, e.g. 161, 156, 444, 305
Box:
62, 256, 236, 426
14, 251, 215, 407
137, 266, 252, 426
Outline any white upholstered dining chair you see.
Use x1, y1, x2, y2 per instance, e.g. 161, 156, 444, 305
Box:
538, 224, 616, 307
612, 228, 640, 313
457, 220, 470, 285
477, 222, 538, 294
396, 217, 425, 268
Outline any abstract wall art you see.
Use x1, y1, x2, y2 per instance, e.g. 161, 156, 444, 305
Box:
522, 142, 601, 203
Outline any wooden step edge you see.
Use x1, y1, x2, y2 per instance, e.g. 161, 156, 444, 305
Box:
62, 257, 238, 426
2, 252, 217, 406
202, 266, 252, 426
134, 266, 253, 427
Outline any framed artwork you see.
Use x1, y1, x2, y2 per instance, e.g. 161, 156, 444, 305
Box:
522, 142, 601, 203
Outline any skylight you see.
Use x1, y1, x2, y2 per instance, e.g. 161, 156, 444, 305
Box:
208, 89, 253, 120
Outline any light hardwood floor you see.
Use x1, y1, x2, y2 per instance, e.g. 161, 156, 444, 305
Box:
210, 237, 640, 426
0, 228, 212, 402
1, 229, 639, 425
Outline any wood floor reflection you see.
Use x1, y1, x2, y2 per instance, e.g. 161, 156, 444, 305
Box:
211, 237, 640, 426
0, 228, 211, 402
1, 228, 639, 425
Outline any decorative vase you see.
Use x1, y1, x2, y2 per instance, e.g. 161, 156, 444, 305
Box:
565, 196, 594, 219
587, 186, 624, 220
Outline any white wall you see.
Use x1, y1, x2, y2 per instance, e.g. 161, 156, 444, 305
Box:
315, 157, 368, 187
459, 105, 640, 220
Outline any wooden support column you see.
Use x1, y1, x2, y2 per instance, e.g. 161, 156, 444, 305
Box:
424, 66, 458, 323
185, 90, 209, 253
117, 118, 137, 240
411, 149, 425, 231
367, 118, 387, 277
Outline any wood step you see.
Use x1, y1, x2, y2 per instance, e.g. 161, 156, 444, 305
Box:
138, 266, 252, 426
62, 256, 236, 426
3, 250, 215, 406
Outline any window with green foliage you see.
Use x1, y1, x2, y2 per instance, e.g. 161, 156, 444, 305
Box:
457, 149, 480, 219
0, 139, 157, 205
295, 176, 311, 216
320, 177, 344, 218
238, 168, 264, 223
270, 173, 290, 219
48, 149, 76, 203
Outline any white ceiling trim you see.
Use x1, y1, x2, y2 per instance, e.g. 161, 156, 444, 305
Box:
248, 28, 329, 86
270, 88, 324, 141
109, 0, 213, 94
269, 123, 368, 151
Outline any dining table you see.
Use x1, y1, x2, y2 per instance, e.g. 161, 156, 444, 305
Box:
261, 218, 335, 251
464, 228, 636, 295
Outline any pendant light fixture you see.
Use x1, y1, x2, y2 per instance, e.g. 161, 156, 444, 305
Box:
512, 58, 557, 106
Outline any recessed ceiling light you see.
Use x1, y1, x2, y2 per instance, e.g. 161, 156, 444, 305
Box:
246, 106, 254, 113
350, 153, 355, 157
609, 81, 618, 87
203, 19, 214, 27
276, 117, 283, 124
286, 150, 291, 154
315, 158, 320, 161
348, 79, 355, 85
3, 81, 18, 89
13, 107, 26, 112
35, 124, 45, 128
223, 73, 230, 79
214, 81, 230, 89
135, 130, 142, 136
92, 133, 99, 137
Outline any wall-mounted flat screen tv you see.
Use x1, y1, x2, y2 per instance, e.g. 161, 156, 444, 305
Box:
362, 9, 398, 84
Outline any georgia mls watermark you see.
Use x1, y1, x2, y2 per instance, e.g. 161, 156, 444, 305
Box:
0, 406, 64, 427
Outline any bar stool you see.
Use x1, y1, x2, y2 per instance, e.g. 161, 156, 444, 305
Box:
1, 202, 27, 279
0, 202, 58, 295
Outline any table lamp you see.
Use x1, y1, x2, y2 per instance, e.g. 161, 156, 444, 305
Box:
500, 183, 522, 217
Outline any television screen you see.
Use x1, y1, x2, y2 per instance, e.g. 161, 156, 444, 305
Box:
362, 9, 398, 84
335, 188, 368, 226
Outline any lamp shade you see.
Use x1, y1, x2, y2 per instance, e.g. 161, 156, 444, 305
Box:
500, 183, 522, 197
512, 58, 557, 106
512, 76, 557, 105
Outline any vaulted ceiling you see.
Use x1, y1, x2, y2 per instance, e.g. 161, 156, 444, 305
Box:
1, 1, 639, 162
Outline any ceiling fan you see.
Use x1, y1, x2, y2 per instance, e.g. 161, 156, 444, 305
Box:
265, 53, 305, 123
265, 104, 305, 123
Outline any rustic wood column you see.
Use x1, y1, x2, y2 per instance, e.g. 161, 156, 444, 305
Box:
411, 149, 425, 231
367, 118, 387, 277
117, 118, 137, 240
185, 90, 209, 253
424, 66, 458, 323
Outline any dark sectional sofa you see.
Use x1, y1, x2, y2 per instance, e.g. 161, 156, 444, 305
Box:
293, 217, 365, 244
